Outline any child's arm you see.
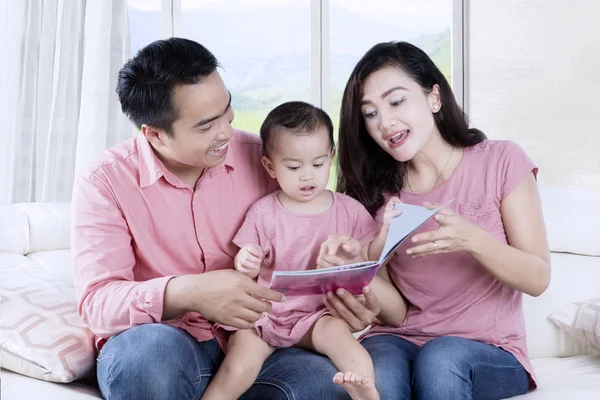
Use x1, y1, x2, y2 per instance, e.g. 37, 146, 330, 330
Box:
234, 243, 264, 279
366, 197, 402, 261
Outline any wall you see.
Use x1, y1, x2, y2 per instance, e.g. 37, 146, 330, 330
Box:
467, 0, 600, 189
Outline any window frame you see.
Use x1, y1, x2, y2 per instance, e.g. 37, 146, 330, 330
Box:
157, 0, 467, 112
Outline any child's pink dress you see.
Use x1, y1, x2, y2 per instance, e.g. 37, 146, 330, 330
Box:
218, 190, 378, 349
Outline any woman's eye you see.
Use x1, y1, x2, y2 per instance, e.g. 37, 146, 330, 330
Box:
364, 111, 377, 119
391, 98, 404, 107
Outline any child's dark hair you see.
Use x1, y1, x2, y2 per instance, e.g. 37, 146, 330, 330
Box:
260, 101, 335, 157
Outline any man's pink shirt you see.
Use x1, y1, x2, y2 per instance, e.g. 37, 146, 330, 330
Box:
71, 130, 277, 348
364, 140, 538, 388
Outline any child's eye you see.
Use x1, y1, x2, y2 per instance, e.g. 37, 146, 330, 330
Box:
287, 166, 299, 171
313, 164, 324, 168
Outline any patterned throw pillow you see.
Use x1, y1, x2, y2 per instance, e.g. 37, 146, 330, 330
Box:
549, 298, 600, 351
0, 256, 95, 383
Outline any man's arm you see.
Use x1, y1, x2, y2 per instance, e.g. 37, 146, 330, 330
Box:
72, 174, 176, 337
72, 174, 283, 337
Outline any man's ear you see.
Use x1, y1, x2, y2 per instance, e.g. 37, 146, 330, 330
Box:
261, 156, 277, 179
141, 124, 168, 147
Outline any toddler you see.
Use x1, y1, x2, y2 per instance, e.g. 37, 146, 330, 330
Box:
202, 101, 398, 400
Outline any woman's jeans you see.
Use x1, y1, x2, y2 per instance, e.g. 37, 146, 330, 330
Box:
363, 334, 530, 400
96, 323, 348, 400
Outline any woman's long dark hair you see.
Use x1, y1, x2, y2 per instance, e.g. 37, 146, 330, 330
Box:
337, 41, 486, 216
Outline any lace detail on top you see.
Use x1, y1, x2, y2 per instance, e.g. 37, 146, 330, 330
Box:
458, 193, 500, 229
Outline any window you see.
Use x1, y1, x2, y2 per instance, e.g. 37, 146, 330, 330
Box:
181, 0, 311, 134
329, 0, 453, 133
127, 0, 463, 187
128, 0, 162, 56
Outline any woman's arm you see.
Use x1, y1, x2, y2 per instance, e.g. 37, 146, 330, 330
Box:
468, 173, 551, 296
408, 173, 551, 297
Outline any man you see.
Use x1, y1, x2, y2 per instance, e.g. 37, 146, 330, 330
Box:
72, 37, 349, 399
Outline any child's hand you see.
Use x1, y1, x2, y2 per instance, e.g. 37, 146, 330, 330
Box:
382, 196, 402, 229
235, 243, 264, 279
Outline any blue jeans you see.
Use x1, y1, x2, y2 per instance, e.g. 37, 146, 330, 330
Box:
363, 335, 530, 400
96, 323, 349, 400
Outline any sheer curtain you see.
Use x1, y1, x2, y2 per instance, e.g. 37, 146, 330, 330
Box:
0, 0, 134, 205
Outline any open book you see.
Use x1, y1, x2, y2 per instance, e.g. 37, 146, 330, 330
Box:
269, 200, 453, 295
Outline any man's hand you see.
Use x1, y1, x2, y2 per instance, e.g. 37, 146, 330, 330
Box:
163, 270, 283, 329
235, 243, 264, 279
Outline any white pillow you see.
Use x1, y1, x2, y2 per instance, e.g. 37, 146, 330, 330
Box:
0, 256, 95, 382
548, 298, 600, 351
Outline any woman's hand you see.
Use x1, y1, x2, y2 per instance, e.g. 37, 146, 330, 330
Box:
323, 286, 381, 332
406, 202, 483, 258
317, 234, 365, 268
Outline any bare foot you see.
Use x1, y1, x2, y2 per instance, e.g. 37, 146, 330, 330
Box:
333, 371, 379, 400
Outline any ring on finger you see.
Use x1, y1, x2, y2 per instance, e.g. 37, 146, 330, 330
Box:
432, 241, 437, 249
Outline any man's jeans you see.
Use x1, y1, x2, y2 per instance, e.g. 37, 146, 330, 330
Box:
363, 334, 530, 400
96, 323, 349, 400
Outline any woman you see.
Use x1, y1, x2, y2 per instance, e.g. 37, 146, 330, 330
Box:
318, 41, 551, 399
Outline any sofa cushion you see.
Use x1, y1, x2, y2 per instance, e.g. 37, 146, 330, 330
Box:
0, 256, 95, 383
523, 253, 600, 358
0, 205, 29, 254
512, 355, 600, 399
13, 203, 71, 254
539, 186, 600, 257
549, 298, 600, 351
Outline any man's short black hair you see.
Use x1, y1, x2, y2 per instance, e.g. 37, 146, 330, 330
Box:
260, 101, 335, 156
117, 37, 220, 134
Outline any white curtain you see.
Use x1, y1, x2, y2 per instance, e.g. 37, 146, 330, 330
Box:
0, 0, 134, 205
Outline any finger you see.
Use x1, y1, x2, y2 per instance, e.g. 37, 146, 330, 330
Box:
323, 296, 341, 318
238, 307, 262, 323
241, 293, 273, 314
423, 201, 442, 210
406, 240, 446, 256
246, 244, 264, 258
326, 292, 362, 330
362, 286, 381, 314
228, 317, 255, 330
434, 213, 457, 226
246, 282, 284, 302
411, 231, 439, 244
243, 252, 263, 264
436, 207, 456, 216
317, 258, 340, 269
341, 239, 361, 256
337, 288, 374, 322
318, 255, 347, 268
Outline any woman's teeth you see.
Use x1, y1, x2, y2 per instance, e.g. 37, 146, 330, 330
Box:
390, 130, 408, 144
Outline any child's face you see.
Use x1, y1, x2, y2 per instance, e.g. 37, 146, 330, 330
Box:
262, 127, 333, 203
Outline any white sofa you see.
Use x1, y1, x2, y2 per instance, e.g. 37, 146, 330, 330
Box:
1, 186, 600, 399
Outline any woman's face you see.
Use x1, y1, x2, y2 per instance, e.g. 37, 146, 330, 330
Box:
360, 66, 440, 162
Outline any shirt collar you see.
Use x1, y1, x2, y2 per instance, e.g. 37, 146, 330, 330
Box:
137, 134, 235, 189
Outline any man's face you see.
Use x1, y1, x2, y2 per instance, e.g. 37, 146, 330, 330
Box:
156, 71, 235, 171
